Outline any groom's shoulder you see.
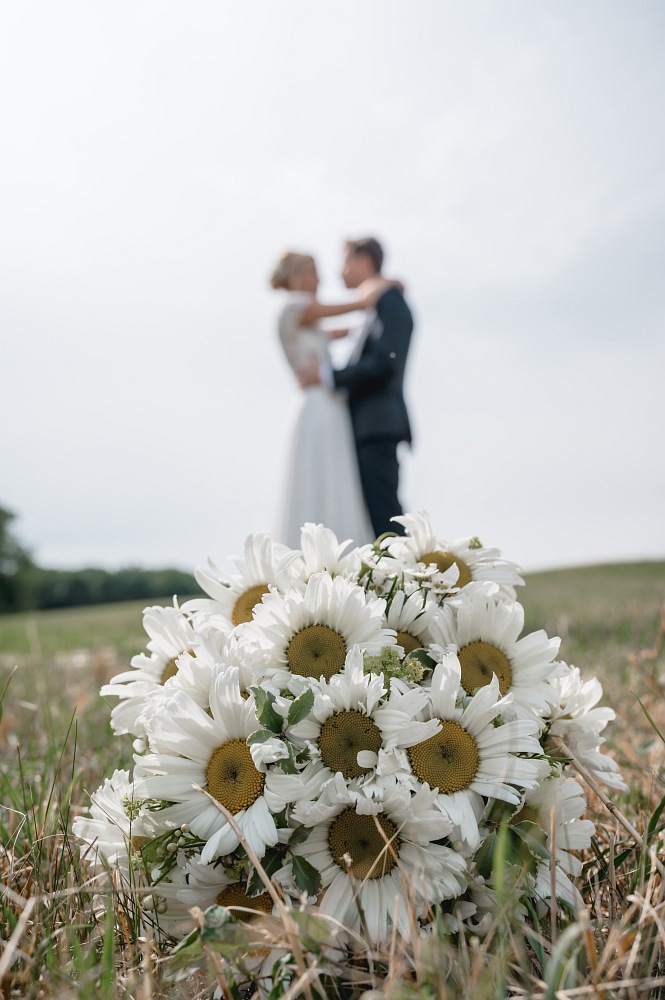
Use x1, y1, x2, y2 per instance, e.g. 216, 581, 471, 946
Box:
377, 285, 413, 326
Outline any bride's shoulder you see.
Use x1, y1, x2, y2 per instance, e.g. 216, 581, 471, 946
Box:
277, 291, 314, 339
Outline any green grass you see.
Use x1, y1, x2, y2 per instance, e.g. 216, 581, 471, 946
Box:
0, 597, 191, 664
522, 560, 665, 676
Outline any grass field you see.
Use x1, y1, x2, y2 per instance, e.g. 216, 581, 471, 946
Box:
1, 562, 664, 998
0, 597, 190, 665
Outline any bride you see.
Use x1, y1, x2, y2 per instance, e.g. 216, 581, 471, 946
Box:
271, 251, 388, 549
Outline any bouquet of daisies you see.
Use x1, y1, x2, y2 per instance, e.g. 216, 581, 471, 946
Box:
74, 512, 624, 969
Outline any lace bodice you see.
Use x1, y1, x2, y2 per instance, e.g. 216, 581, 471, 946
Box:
277, 292, 330, 373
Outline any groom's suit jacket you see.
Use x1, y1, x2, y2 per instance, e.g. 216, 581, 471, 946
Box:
333, 287, 413, 445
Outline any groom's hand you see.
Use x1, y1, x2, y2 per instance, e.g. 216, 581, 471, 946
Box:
297, 361, 323, 388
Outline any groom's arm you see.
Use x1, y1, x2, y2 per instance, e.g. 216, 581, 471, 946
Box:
333, 289, 412, 397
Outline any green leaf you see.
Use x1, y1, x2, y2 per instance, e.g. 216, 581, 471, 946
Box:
246, 848, 284, 897
474, 822, 540, 884
252, 688, 283, 734
247, 728, 278, 746
287, 688, 315, 727
200, 903, 236, 939
290, 910, 330, 953
199, 905, 254, 957
272, 808, 288, 828
168, 926, 205, 974
482, 797, 519, 828
277, 743, 300, 775
288, 825, 312, 847
291, 854, 321, 896
474, 830, 498, 881
511, 821, 549, 861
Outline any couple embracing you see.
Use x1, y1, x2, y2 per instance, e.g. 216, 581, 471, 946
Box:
271, 237, 413, 548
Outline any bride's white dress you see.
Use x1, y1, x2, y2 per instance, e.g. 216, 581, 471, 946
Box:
275, 291, 374, 549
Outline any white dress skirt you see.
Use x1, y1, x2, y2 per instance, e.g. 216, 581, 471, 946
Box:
275, 292, 374, 549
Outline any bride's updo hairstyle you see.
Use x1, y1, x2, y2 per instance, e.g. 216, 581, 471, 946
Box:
270, 252, 313, 290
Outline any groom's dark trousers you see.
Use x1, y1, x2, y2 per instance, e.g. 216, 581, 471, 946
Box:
333, 287, 413, 538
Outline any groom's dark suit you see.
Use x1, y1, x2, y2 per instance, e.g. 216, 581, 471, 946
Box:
333, 287, 413, 538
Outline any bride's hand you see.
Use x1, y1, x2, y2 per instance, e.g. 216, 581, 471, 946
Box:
357, 276, 401, 308
327, 327, 350, 340
357, 276, 387, 307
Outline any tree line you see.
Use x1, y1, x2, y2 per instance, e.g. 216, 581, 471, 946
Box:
0, 506, 198, 614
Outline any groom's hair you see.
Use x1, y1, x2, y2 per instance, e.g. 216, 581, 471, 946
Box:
345, 237, 384, 274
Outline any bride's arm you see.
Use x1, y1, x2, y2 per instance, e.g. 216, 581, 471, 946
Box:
297, 277, 390, 326
297, 297, 367, 326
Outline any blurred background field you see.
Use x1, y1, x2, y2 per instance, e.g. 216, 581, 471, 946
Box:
522, 560, 665, 676
2, 558, 663, 674
0, 598, 152, 665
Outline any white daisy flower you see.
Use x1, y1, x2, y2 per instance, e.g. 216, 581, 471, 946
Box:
428, 590, 561, 722
289, 778, 466, 948
520, 774, 594, 874
291, 522, 363, 581
182, 532, 301, 632
520, 774, 595, 913
455, 880, 505, 937
383, 589, 440, 655
388, 510, 524, 600
101, 604, 199, 738
544, 663, 627, 791
171, 630, 255, 711
73, 769, 145, 880
244, 572, 395, 691
159, 854, 278, 923
134, 668, 280, 864
376, 655, 542, 851
533, 858, 587, 912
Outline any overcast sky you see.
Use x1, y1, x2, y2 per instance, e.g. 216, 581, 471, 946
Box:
2, 1, 664, 575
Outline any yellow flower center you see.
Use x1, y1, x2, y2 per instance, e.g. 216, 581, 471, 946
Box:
395, 630, 423, 655
232, 584, 270, 626
215, 883, 273, 921
160, 648, 194, 685
329, 809, 400, 880
205, 739, 265, 814
408, 719, 480, 794
458, 640, 512, 696
420, 550, 472, 590
160, 658, 179, 684
318, 710, 383, 779
286, 624, 347, 680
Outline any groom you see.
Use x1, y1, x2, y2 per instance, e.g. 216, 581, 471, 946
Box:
299, 237, 413, 538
